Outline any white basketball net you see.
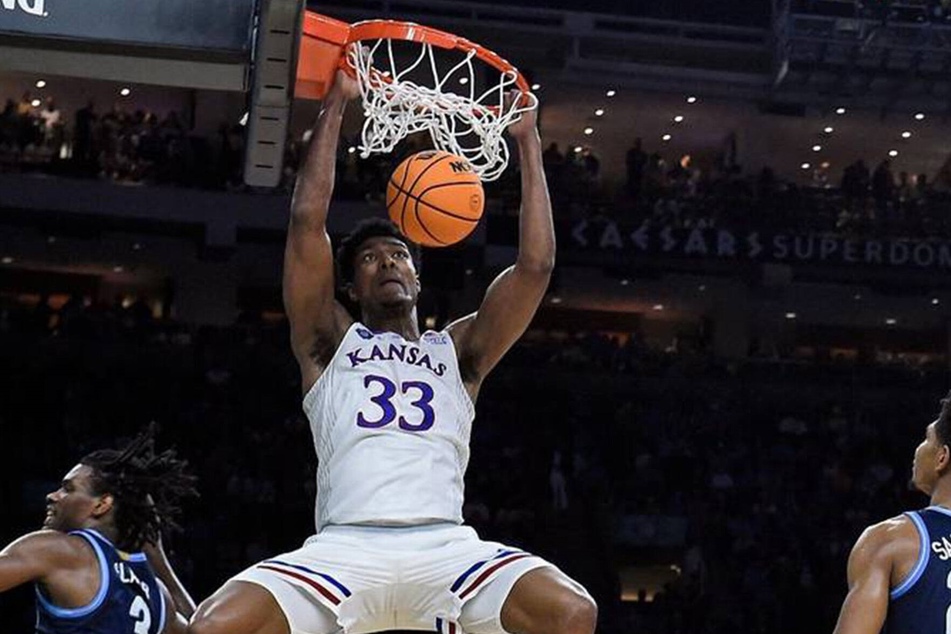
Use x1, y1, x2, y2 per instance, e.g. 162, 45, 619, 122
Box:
347, 37, 537, 182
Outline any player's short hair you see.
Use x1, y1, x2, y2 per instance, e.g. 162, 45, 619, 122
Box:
81, 425, 197, 552
937, 389, 951, 448
335, 218, 419, 287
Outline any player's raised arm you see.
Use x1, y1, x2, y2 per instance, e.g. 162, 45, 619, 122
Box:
448, 92, 554, 390
284, 70, 359, 389
143, 533, 195, 620
832, 520, 905, 634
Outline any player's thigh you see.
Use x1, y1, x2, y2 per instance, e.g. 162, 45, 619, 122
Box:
190, 579, 326, 634
461, 566, 596, 634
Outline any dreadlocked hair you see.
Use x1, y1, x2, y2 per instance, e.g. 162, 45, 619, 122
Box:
81, 425, 198, 552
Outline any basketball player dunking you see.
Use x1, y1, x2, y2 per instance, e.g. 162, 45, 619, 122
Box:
187, 71, 597, 634
833, 390, 951, 634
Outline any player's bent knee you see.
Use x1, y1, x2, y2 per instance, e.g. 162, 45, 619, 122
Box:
555, 592, 597, 634
187, 581, 289, 634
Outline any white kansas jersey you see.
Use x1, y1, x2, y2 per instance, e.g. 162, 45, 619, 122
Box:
303, 322, 475, 531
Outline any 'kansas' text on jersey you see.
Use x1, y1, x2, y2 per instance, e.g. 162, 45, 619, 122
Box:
304, 323, 475, 530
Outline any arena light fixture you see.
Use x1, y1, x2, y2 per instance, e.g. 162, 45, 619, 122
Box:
113, 266, 124, 273
662, 134, 672, 142
686, 96, 698, 104
120, 87, 131, 97
821, 161, 831, 169
812, 145, 821, 152
932, 298, 940, 305
801, 162, 811, 170
854, 293, 862, 300
583, 127, 594, 135
458, 77, 469, 85
30, 99, 40, 107
698, 284, 707, 291
1, 256, 13, 264
606, 89, 616, 97
348, 146, 357, 154
824, 126, 834, 133
594, 108, 604, 117
785, 312, 797, 320
915, 112, 926, 120
573, 146, 583, 153
835, 107, 846, 115
35, 80, 46, 89
47, 236, 56, 244
885, 318, 897, 325
550, 296, 563, 304
901, 131, 912, 139
132, 243, 142, 251
889, 149, 899, 157
531, 83, 541, 91
652, 304, 664, 311
673, 115, 685, 123
620, 279, 630, 286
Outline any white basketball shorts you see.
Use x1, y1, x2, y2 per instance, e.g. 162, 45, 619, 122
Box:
230, 523, 565, 634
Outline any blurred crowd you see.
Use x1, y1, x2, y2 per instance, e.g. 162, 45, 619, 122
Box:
548, 137, 951, 239
0, 293, 941, 634
6, 92, 951, 242
0, 92, 246, 189
796, 0, 951, 24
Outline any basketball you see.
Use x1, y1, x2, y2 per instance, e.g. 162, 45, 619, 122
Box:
386, 150, 485, 247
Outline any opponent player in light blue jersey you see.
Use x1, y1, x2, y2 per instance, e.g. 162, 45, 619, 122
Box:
0, 429, 197, 634
188, 70, 597, 634
833, 391, 951, 634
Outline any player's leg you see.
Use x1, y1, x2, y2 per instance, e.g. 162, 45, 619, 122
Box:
187, 580, 290, 634
187, 577, 339, 634
499, 568, 596, 634
461, 566, 596, 634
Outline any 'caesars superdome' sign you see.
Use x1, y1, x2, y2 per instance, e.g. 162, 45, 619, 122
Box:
1, 0, 46, 17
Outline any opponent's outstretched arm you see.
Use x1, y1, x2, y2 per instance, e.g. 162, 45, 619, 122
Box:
284, 70, 359, 390
832, 521, 899, 634
449, 95, 554, 389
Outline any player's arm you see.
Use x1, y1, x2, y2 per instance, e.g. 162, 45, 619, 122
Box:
832, 520, 902, 634
284, 70, 360, 390
448, 95, 554, 390
0, 531, 85, 592
143, 535, 195, 620
157, 581, 188, 634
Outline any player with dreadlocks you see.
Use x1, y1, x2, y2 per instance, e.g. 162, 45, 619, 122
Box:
0, 426, 198, 634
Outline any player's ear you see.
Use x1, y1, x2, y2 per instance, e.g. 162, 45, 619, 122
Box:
938, 444, 951, 474
92, 493, 114, 519
345, 283, 358, 303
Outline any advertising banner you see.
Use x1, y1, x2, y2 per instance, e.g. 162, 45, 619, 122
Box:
0, 0, 256, 52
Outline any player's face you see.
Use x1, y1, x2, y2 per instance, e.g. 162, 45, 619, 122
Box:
350, 237, 419, 310
44, 464, 103, 532
912, 421, 947, 494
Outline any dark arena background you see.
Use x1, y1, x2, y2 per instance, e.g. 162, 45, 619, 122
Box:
2, 0, 951, 631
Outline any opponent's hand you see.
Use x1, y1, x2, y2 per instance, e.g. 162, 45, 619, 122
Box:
504, 89, 538, 142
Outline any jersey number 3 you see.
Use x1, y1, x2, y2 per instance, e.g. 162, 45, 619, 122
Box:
129, 595, 152, 634
357, 375, 435, 431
